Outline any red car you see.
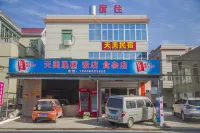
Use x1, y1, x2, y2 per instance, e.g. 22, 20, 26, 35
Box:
32, 99, 63, 123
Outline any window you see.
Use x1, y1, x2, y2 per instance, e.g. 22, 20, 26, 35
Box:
130, 52, 136, 60
29, 39, 38, 49
112, 52, 118, 59
185, 67, 192, 83
88, 52, 147, 60
88, 23, 147, 41
136, 52, 142, 60
124, 52, 129, 59
166, 55, 180, 62
193, 64, 199, 83
145, 100, 152, 107
100, 52, 106, 59
106, 52, 111, 59
88, 52, 94, 59
136, 100, 144, 108
107, 98, 123, 109
167, 72, 173, 81
62, 30, 72, 42
126, 101, 136, 109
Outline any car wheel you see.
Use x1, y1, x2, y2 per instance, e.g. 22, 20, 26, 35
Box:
109, 121, 115, 125
181, 112, 186, 121
127, 118, 134, 128
172, 108, 175, 116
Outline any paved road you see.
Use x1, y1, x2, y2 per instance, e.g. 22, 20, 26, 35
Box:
0, 131, 200, 133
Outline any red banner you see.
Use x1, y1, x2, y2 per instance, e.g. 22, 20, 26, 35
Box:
140, 82, 146, 96
102, 42, 136, 50
0, 82, 4, 106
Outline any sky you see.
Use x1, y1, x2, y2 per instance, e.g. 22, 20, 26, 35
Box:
0, 0, 200, 51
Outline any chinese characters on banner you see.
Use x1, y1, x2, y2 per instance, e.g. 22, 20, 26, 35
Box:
0, 82, 4, 106
140, 82, 146, 96
9, 59, 161, 75
159, 96, 164, 127
155, 97, 164, 126
102, 42, 136, 50
99, 4, 122, 14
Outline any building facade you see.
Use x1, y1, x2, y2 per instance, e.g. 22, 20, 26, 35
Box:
44, 15, 149, 59
7, 6, 161, 117
0, 11, 45, 108
172, 46, 200, 100
149, 44, 197, 106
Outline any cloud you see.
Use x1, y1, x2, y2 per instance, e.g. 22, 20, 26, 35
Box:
2, 0, 18, 3
22, 8, 46, 18
53, 0, 82, 10
108, 0, 117, 3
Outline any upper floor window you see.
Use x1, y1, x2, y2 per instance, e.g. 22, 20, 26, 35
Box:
166, 55, 180, 62
89, 24, 147, 41
88, 52, 147, 60
62, 30, 72, 42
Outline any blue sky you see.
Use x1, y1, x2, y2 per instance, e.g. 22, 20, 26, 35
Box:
1, 0, 200, 51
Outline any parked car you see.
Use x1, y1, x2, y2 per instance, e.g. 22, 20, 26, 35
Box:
105, 95, 155, 128
32, 99, 63, 123
172, 97, 200, 121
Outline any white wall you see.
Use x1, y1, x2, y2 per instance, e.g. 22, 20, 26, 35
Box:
45, 23, 148, 59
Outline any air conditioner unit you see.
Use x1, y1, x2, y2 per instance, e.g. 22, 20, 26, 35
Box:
63, 40, 72, 46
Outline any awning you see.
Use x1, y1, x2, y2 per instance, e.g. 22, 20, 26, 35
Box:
6, 73, 161, 80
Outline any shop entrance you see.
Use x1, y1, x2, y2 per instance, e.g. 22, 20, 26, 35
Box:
100, 87, 138, 115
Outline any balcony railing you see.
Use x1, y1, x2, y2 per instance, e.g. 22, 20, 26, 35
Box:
0, 37, 39, 58
25, 47, 39, 57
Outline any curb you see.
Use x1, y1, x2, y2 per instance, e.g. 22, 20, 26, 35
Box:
0, 127, 200, 131
0, 128, 161, 131
0, 117, 20, 125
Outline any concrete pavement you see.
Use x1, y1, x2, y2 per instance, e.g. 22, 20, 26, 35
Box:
0, 117, 157, 130
164, 109, 200, 131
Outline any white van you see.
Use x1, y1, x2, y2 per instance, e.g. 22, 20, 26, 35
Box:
105, 95, 155, 128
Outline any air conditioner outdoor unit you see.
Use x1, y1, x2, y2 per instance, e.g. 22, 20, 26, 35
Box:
63, 40, 72, 46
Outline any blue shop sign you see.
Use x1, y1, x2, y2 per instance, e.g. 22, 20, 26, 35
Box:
9, 58, 160, 75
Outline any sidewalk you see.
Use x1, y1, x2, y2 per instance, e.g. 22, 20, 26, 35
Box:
0, 116, 158, 131
164, 109, 200, 131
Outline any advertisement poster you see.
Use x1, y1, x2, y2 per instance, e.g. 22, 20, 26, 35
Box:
160, 96, 164, 127
0, 82, 4, 106
156, 97, 164, 126
9, 58, 160, 75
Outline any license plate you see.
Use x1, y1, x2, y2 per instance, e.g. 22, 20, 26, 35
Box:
110, 111, 117, 114
40, 114, 47, 117
108, 115, 118, 120
197, 108, 200, 111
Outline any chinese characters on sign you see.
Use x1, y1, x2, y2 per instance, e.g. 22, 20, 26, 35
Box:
102, 42, 136, 50
99, 4, 122, 14
9, 58, 160, 75
0, 82, 4, 106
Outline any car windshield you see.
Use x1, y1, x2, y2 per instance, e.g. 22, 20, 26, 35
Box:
107, 98, 123, 109
36, 101, 54, 111
188, 100, 200, 106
